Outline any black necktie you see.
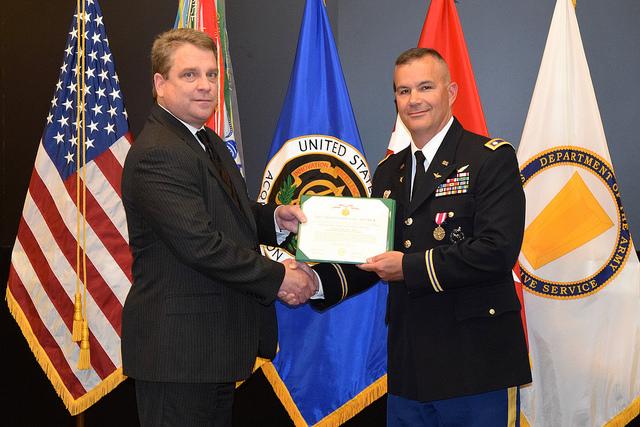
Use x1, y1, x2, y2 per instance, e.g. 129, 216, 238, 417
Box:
196, 129, 239, 205
412, 150, 428, 201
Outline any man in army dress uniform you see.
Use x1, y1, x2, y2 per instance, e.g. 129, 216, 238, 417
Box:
309, 48, 531, 425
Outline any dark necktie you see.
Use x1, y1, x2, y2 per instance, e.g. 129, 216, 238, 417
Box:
196, 129, 239, 205
412, 150, 428, 201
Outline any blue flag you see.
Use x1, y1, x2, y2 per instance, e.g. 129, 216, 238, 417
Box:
257, 0, 387, 425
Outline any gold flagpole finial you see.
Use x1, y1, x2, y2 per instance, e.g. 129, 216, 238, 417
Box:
572, 0, 576, 8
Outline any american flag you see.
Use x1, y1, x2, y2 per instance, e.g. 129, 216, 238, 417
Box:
5, 0, 132, 415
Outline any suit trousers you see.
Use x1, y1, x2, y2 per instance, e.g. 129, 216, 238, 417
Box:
135, 379, 234, 427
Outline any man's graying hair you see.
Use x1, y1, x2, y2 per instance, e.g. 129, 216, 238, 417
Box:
395, 47, 446, 66
393, 47, 451, 93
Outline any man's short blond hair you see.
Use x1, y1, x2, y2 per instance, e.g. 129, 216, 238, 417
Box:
151, 28, 217, 99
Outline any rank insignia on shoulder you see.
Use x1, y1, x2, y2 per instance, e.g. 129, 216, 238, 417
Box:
484, 138, 513, 151
378, 153, 392, 166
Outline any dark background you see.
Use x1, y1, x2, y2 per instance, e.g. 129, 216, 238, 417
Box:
1, 0, 638, 425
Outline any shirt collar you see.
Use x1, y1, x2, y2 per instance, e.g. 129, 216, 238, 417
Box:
410, 116, 454, 165
158, 103, 204, 137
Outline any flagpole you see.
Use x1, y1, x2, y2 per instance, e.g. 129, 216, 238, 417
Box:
75, 412, 85, 427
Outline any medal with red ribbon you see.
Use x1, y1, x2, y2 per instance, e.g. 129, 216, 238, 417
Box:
433, 211, 454, 241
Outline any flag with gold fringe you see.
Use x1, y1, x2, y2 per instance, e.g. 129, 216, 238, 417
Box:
517, 0, 640, 425
175, 0, 245, 174
5, 0, 132, 415
256, 0, 387, 425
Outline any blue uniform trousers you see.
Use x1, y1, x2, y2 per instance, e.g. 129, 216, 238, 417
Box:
387, 387, 520, 427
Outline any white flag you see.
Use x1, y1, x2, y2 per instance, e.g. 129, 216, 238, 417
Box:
517, 0, 640, 425
387, 115, 412, 154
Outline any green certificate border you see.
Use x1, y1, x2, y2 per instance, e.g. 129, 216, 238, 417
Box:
295, 195, 396, 264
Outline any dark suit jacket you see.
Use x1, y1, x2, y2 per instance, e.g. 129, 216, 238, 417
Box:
312, 118, 531, 402
121, 104, 284, 383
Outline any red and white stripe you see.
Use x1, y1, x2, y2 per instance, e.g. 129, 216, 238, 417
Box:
7, 134, 132, 401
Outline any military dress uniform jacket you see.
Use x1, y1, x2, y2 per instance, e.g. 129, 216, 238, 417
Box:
312, 118, 532, 402
121, 104, 284, 384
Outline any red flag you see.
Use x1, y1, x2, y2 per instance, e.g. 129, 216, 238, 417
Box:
200, 0, 224, 134
175, 0, 245, 175
388, 0, 528, 344
417, 0, 487, 136
6, 0, 132, 414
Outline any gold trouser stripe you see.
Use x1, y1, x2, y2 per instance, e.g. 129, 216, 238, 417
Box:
425, 249, 443, 292
332, 263, 348, 301
507, 386, 518, 427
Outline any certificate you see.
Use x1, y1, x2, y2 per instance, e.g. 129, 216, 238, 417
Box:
295, 195, 395, 264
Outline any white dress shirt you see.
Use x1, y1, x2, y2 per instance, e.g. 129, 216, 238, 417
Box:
409, 116, 453, 200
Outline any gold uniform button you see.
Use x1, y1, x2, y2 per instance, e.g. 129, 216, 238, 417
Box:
404, 240, 412, 249
404, 217, 413, 226
488, 308, 496, 316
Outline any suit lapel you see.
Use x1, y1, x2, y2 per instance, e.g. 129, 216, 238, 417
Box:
151, 105, 256, 232
376, 148, 412, 210
406, 119, 464, 216
400, 149, 412, 207
208, 130, 256, 232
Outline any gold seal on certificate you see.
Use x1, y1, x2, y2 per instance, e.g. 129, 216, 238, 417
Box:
295, 195, 396, 264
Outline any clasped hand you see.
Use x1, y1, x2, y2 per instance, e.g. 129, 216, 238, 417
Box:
273, 204, 316, 305
278, 259, 318, 306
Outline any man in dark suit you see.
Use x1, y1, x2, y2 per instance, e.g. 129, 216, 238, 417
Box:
121, 28, 316, 426
308, 48, 531, 425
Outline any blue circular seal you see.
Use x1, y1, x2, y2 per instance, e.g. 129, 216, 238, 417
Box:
519, 147, 632, 299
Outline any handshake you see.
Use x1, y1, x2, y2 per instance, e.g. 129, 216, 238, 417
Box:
271, 202, 403, 307
277, 259, 319, 306
273, 204, 319, 306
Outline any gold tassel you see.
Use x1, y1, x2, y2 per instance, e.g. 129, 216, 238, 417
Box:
72, 293, 83, 342
77, 320, 91, 370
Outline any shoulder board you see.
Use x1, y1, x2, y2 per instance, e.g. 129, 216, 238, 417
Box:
484, 138, 513, 151
378, 152, 392, 166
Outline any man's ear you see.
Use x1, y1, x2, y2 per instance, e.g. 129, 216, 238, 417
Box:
448, 81, 458, 107
153, 73, 166, 99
